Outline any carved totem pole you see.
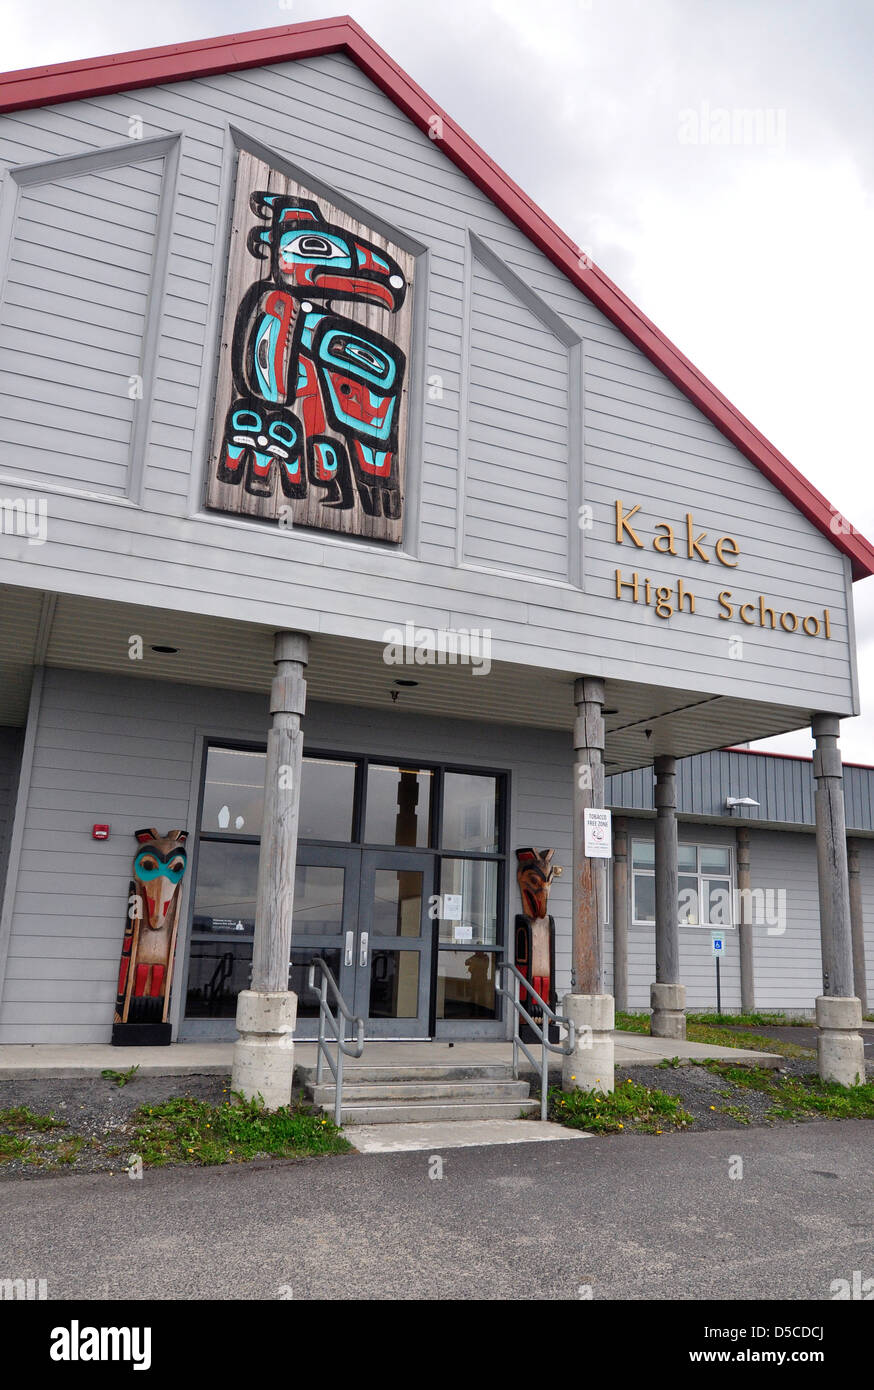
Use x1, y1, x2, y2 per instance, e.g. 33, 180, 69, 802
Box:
515, 848, 562, 1041
112, 828, 189, 1046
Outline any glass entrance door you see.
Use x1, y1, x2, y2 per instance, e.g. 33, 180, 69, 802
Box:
292, 848, 434, 1039
355, 851, 433, 1038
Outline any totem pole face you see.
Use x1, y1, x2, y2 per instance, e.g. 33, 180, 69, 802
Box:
515, 848, 562, 920
133, 829, 188, 932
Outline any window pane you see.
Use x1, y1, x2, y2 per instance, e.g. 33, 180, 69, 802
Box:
299, 758, 356, 841
678, 875, 699, 924
201, 748, 265, 836
437, 949, 497, 1019
371, 870, 423, 937
292, 865, 345, 935
185, 939, 252, 1017
701, 846, 731, 875
192, 840, 258, 934
369, 950, 420, 1018
633, 872, 655, 922
678, 844, 698, 872
364, 764, 432, 846
441, 772, 499, 852
438, 858, 497, 945
632, 841, 654, 870
290, 948, 342, 1018
706, 879, 733, 925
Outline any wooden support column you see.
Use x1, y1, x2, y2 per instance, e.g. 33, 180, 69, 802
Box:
563, 676, 614, 1094
612, 817, 629, 1013
847, 838, 868, 1014
812, 714, 864, 1086
572, 676, 605, 994
736, 826, 755, 1014
651, 754, 685, 1038
232, 631, 309, 1108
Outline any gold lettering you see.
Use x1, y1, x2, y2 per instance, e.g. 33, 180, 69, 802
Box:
615, 569, 639, 600
685, 512, 710, 562
739, 603, 755, 625
615, 500, 643, 547
718, 590, 734, 619
655, 585, 673, 619
715, 536, 739, 567
802, 615, 820, 637
644, 576, 652, 604
677, 579, 695, 614
780, 611, 798, 632
652, 523, 677, 555
824, 609, 831, 639
758, 595, 776, 629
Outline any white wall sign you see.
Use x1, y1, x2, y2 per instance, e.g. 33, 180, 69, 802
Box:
584, 808, 612, 858
443, 894, 463, 921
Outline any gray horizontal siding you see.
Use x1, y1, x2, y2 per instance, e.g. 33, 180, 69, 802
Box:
607, 749, 874, 832
0, 157, 165, 495
0, 666, 576, 1043
0, 51, 858, 715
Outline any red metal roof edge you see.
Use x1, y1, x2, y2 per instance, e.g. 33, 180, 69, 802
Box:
1, 17, 872, 579
725, 745, 874, 771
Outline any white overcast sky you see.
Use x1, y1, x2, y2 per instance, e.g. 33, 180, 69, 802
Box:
3, 0, 874, 762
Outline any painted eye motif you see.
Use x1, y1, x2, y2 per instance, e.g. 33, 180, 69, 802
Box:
139, 857, 158, 873
285, 234, 348, 260
232, 409, 261, 432
269, 421, 297, 446
168, 858, 185, 876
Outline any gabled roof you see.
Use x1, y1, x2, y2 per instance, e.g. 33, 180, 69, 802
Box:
2, 16, 872, 579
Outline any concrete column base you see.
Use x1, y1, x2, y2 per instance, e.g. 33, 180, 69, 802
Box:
650, 982, 687, 1039
561, 993, 614, 1094
816, 995, 865, 1087
230, 989, 297, 1110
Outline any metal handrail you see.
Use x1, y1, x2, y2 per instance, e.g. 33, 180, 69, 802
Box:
307, 957, 365, 1127
496, 962, 575, 1122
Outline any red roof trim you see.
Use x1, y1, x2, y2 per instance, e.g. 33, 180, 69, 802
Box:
726, 745, 874, 771
2, 17, 872, 579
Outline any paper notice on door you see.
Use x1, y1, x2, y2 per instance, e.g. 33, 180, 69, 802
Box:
443, 893, 463, 921
453, 924, 473, 943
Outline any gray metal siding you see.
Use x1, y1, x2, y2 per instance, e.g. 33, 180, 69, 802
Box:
0, 666, 576, 1043
608, 749, 873, 831
0, 52, 857, 714
745, 828, 823, 1010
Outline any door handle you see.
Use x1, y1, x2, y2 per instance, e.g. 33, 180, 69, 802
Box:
359, 932, 369, 968
344, 931, 354, 968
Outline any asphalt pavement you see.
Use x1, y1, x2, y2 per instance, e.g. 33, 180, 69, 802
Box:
2, 1119, 872, 1300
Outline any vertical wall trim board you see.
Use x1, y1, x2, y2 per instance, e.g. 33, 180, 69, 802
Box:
567, 341, 584, 588
128, 133, 181, 505
401, 242, 429, 560
843, 555, 860, 716
0, 665, 44, 1008
454, 229, 475, 568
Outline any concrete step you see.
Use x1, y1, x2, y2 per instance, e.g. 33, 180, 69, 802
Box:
309, 1078, 530, 1104
326, 1098, 540, 1125
298, 1062, 516, 1084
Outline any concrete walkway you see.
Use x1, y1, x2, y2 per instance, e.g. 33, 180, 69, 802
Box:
0, 1031, 782, 1079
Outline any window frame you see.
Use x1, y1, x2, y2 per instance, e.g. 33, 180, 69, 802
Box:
631, 837, 735, 929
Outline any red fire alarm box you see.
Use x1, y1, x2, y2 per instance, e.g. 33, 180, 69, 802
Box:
92, 824, 110, 841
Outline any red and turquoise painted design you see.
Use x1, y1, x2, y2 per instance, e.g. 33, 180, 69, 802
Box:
217, 189, 408, 523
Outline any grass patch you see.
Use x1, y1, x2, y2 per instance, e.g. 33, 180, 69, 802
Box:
101, 1065, 140, 1087
129, 1092, 352, 1167
548, 1079, 693, 1135
703, 1063, 874, 1120
0, 1105, 67, 1131
616, 1009, 811, 1058
688, 1011, 810, 1028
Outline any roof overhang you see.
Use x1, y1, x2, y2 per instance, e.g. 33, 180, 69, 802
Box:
1, 17, 873, 579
